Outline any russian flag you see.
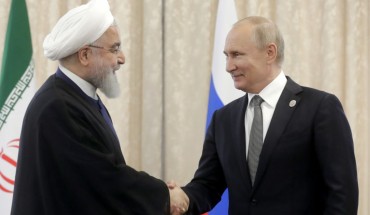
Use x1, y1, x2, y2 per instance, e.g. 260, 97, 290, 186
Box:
203, 0, 244, 214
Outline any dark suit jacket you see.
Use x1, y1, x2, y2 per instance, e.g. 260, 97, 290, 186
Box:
183, 77, 358, 215
11, 71, 170, 215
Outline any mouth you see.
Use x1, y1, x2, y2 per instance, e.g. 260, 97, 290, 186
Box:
231, 73, 244, 79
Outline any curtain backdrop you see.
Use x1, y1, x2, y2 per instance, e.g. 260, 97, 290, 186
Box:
0, 0, 368, 214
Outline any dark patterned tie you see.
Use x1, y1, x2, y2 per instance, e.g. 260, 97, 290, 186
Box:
97, 97, 116, 133
248, 95, 264, 185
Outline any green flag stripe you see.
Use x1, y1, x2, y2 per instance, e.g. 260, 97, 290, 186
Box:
0, 0, 33, 109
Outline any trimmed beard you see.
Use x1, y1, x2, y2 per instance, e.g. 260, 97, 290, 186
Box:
90, 56, 121, 98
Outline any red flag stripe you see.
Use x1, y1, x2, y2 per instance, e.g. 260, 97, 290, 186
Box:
0, 183, 13, 193
1, 153, 17, 167
0, 171, 15, 184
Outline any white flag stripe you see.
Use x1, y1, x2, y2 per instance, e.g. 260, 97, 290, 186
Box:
0, 60, 34, 214
208, 1, 241, 214
0, 140, 18, 193
211, 0, 244, 105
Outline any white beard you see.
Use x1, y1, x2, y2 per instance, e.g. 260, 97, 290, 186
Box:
90, 57, 121, 98
98, 70, 120, 98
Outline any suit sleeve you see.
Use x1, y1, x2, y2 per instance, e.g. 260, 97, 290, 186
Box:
182, 110, 227, 215
314, 94, 358, 214
33, 94, 170, 214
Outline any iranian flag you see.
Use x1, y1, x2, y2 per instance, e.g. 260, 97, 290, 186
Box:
0, 0, 35, 213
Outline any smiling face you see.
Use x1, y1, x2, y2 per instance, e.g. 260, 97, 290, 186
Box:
88, 26, 125, 98
223, 22, 279, 94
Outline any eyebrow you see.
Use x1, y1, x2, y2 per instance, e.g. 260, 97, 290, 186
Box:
223, 51, 236, 56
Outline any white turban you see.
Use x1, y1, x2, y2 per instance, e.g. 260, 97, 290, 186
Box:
43, 0, 114, 60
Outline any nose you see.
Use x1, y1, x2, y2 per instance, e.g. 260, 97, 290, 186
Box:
226, 57, 236, 73
117, 51, 125, 65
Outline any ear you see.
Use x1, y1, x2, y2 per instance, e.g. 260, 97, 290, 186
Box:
266, 43, 277, 64
77, 47, 91, 66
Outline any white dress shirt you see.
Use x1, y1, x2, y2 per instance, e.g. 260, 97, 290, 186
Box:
59, 64, 98, 100
245, 71, 287, 160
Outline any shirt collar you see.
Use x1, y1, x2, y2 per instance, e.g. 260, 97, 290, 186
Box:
248, 71, 287, 108
59, 64, 98, 100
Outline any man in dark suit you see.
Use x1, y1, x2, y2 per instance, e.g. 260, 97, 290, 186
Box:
11, 0, 188, 214
179, 16, 358, 214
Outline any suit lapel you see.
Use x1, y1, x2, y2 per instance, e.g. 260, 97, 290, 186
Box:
252, 77, 302, 190
233, 95, 254, 187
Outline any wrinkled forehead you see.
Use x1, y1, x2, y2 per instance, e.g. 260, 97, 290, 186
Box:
224, 23, 257, 54
226, 24, 253, 43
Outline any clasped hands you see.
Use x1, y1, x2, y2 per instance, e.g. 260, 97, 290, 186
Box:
167, 180, 189, 215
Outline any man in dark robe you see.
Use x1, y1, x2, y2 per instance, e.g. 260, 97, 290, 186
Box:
11, 0, 188, 214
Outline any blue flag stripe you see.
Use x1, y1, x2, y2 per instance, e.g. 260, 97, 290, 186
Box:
206, 76, 224, 128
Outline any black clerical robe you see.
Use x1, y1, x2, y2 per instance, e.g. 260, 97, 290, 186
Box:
11, 72, 170, 215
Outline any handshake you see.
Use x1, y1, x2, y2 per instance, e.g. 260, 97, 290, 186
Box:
167, 181, 190, 215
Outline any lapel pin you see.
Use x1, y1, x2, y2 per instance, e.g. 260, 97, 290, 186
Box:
289, 100, 296, 107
